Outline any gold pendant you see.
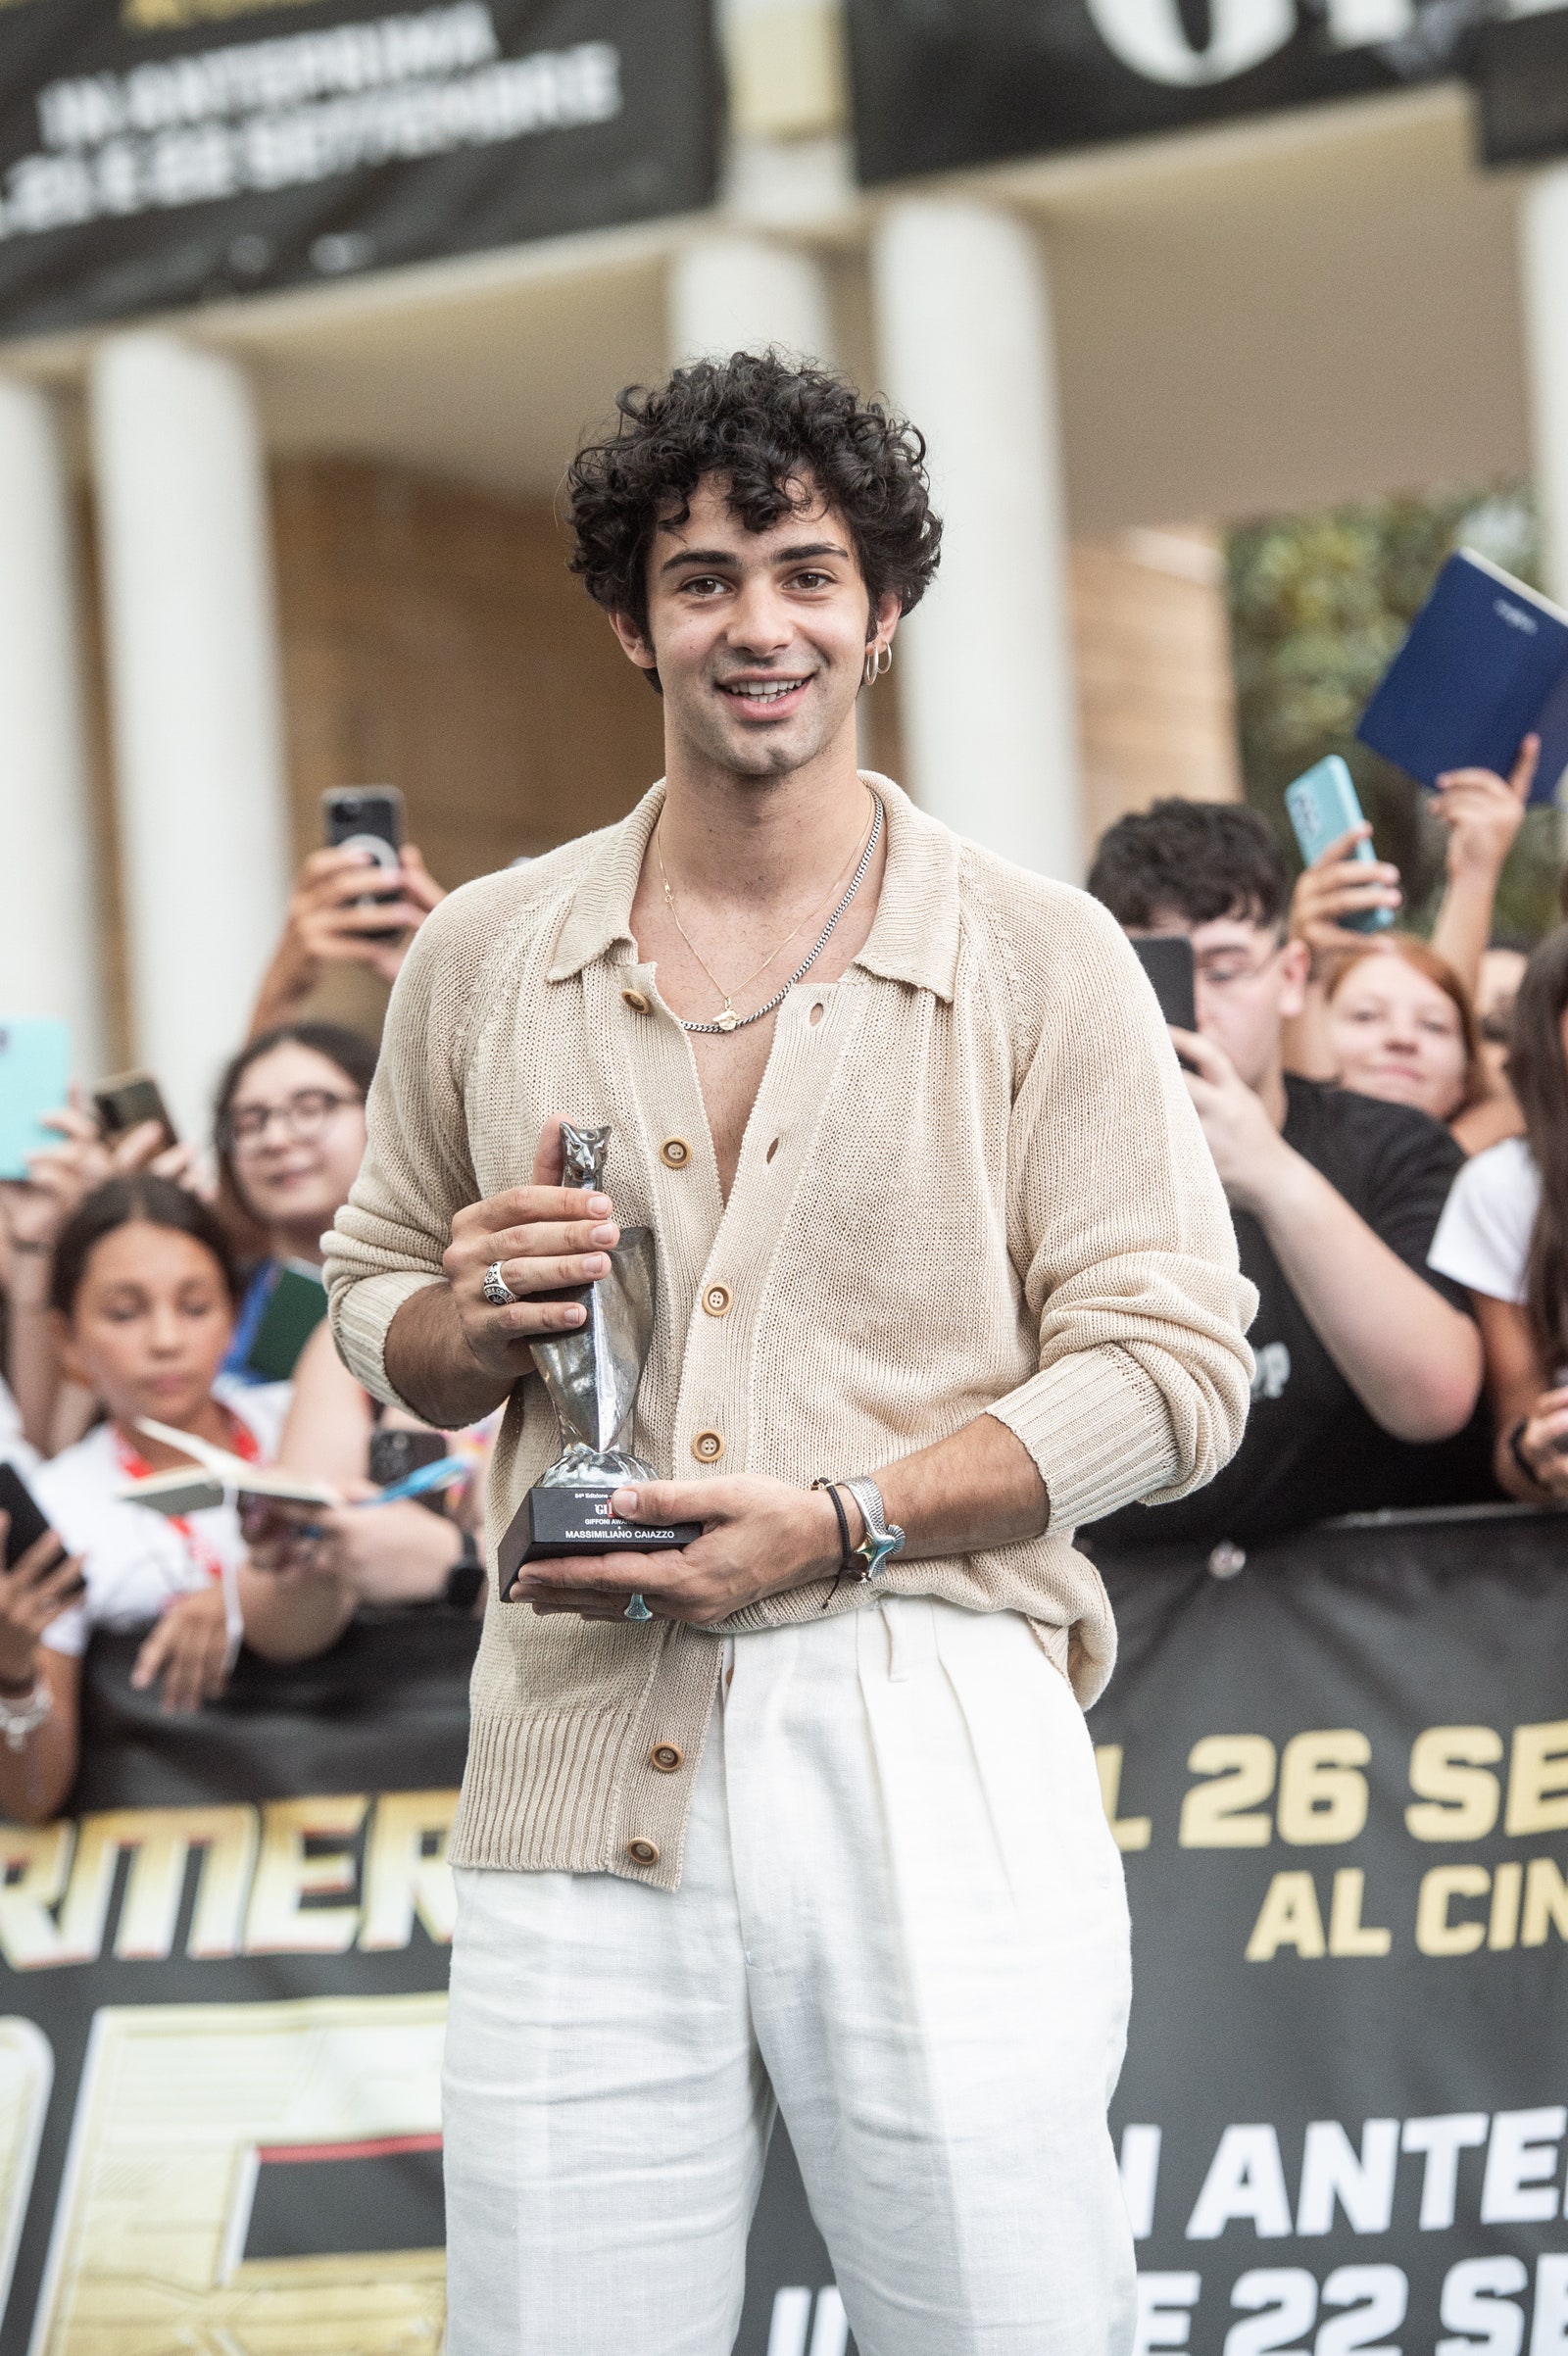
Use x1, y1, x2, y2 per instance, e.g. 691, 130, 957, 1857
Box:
715, 1006, 740, 1032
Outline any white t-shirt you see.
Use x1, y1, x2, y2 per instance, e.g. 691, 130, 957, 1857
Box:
0, 1376, 37, 1474
1428, 1135, 1540, 1307
31, 1378, 286, 1658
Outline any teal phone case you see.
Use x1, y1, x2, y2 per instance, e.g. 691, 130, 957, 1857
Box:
0, 1020, 72, 1182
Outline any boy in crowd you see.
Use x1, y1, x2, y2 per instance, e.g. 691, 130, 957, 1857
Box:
1088, 799, 1488, 1554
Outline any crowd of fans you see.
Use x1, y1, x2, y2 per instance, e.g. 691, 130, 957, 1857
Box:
0, 834, 486, 1819
0, 736, 1566, 1813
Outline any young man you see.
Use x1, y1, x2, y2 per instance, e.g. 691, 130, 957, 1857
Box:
1087, 798, 1487, 1556
325, 356, 1253, 2356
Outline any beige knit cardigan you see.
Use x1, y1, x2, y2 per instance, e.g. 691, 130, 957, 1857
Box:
326, 777, 1255, 1890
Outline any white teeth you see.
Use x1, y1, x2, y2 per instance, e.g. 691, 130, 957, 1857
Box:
726, 680, 804, 700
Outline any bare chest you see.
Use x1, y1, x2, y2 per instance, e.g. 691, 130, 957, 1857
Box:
628, 839, 885, 1202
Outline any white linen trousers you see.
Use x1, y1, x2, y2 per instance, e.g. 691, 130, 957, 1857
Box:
442, 1595, 1136, 2356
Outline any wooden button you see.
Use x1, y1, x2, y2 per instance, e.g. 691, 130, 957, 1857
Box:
660, 1137, 692, 1168
649, 1742, 683, 1773
626, 1837, 661, 1866
702, 1283, 733, 1318
691, 1429, 725, 1463
620, 987, 651, 1014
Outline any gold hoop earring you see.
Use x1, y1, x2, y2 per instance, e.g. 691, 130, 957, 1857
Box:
863, 641, 893, 687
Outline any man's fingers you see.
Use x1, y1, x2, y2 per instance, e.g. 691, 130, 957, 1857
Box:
1168, 1025, 1228, 1082
530, 1116, 569, 1191
1510, 734, 1541, 802
454, 1185, 612, 1238
608, 1482, 717, 1527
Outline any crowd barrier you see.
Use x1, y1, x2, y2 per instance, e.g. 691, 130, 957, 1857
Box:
0, 1505, 1560, 2354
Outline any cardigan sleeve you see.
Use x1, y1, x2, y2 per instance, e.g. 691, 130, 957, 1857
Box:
323, 882, 494, 1413
984, 891, 1257, 1533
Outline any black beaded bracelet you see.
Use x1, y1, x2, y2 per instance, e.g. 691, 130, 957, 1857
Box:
811, 1478, 855, 1575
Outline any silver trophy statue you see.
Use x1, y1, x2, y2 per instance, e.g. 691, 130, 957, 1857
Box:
497, 1122, 699, 1615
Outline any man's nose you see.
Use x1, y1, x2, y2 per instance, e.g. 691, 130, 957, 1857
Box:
726, 578, 794, 654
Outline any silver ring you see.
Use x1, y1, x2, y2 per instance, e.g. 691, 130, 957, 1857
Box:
481, 1260, 518, 1308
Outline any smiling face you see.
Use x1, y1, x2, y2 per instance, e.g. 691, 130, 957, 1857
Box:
57, 1220, 234, 1436
610, 474, 902, 786
1329, 952, 1469, 1123
224, 1041, 368, 1255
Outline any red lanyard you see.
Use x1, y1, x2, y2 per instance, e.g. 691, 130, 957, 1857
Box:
114, 1410, 261, 1588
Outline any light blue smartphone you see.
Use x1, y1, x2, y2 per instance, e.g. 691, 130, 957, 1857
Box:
0, 1020, 72, 1181
1283, 757, 1394, 935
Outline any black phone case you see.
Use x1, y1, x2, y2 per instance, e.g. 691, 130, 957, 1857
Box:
0, 1461, 58, 1569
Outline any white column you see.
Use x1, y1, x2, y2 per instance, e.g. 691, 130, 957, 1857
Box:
870, 199, 1082, 879
0, 379, 105, 1075
1521, 167, 1568, 606
668, 234, 836, 368
89, 332, 291, 1137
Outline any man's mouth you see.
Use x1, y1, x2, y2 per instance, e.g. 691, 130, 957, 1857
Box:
718, 676, 810, 707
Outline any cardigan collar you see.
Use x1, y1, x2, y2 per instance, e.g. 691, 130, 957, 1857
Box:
546, 771, 961, 1005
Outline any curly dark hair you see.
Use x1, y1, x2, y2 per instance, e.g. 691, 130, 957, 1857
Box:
564, 352, 942, 674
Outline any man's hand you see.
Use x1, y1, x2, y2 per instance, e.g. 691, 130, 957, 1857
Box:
510, 1477, 845, 1625
441, 1116, 622, 1387
1434, 734, 1537, 884
1169, 1028, 1293, 1216
1288, 824, 1402, 952
130, 1585, 233, 1713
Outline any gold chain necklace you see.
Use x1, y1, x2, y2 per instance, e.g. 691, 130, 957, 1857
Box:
656, 790, 878, 1035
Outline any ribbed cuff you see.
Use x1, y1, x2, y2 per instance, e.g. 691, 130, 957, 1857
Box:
327, 1268, 443, 1414
989, 1346, 1177, 1533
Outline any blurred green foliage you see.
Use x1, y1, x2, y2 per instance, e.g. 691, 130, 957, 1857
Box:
1226, 483, 1562, 944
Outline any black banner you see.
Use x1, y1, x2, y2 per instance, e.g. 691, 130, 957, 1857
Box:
0, 1512, 1561, 2352
844, 0, 1486, 185
0, 0, 717, 338
1097, 1507, 1568, 2356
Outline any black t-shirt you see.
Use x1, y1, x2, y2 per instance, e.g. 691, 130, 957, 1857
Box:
1090, 1076, 1496, 1554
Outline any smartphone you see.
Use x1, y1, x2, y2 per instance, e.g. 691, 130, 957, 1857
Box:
92, 1069, 177, 1150
368, 1427, 453, 1514
1132, 936, 1197, 1034
0, 1462, 74, 1585
322, 787, 406, 945
0, 1019, 72, 1183
1284, 757, 1394, 935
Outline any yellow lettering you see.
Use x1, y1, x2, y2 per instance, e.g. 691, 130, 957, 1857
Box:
1277, 1729, 1370, 1846
1521, 1855, 1568, 1947
1415, 1863, 1490, 1955
55, 1807, 260, 1965
1406, 1726, 1503, 1841
360, 1791, 459, 1950
244, 1795, 367, 1955
1328, 1866, 1392, 1956
1180, 1736, 1276, 1848
1246, 1870, 1326, 1961
0, 1826, 74, 1971
1094, 1748, 1152, 1854
1489, 1859, 1524, 1950
1505, 1721, 1568, 1837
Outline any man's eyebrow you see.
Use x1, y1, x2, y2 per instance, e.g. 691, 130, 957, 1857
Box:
658, 540, 851, 575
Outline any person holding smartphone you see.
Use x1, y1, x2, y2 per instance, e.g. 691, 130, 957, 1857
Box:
0, 1177, 286, 1822
247, 839, 446, 1040
1088, 796, 1489, 1552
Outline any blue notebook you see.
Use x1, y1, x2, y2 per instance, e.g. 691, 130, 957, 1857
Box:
1356, 549, 1568, 802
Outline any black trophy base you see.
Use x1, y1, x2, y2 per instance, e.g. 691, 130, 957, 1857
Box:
497, 1488, 703, 1595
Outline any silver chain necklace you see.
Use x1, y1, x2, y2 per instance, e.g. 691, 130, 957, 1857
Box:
670, 796, 884, 1036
